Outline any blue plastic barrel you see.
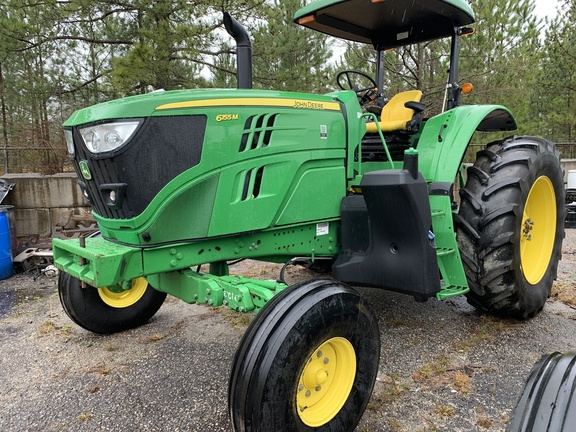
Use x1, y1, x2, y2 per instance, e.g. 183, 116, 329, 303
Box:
0, 206, 13, 280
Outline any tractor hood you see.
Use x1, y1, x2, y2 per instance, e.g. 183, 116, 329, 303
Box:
294, 0, 475, 49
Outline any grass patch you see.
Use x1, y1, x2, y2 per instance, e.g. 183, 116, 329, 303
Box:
388, 315, 427, 329
414, 354, 451, 383
77, 412, 92, 421
38, 320, 73, 337
414, 354, 475, 394
435, 404, 455, 418
60, 323, 72, 335
453, 370, 472, 394
552, 275, 576, 305
382, 381, 411, 404
85, 363, 111, 376
366, 375, 412, 414
39, 320, 56, 334
220, 307, 254, 328
170, 318, 189, 332
142, 333, 166, 343
475, 408, 494, 428
477, 416, 493, 428
453, 315, 516, 352
386, 418, 403, 431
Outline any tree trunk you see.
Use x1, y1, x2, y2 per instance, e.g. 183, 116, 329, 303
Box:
0, 63, 8, 174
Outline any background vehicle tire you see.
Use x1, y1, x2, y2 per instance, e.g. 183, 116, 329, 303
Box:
508, 352, 576, 432
455, 136, 564, 319
229, 279, 380, 432
58, 271, 167, 334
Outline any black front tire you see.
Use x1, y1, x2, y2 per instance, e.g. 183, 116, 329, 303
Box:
58, 272, 167, 334
508, 352, 576, 432
229, 279, 380, 432
455, 136, 564, 318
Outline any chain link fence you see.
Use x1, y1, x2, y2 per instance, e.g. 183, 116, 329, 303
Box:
465, 142, 576, 163
555, 143, 576, 160
1, 142, 575, 176
0, 146, 73, 175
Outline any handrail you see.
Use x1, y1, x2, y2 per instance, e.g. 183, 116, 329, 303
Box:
361, 112, 396, 170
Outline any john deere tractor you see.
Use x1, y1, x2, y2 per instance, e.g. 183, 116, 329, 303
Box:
53, 0, 565, 430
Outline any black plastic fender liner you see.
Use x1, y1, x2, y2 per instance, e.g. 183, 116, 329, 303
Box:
333, 156, 440, 297
508, 352, 576, 432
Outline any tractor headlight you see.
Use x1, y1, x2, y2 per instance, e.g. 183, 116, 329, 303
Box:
79, 120, 142, 154
64, 129, 75, 156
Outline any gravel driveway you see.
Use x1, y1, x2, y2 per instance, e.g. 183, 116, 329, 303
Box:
1, 230, 575, 432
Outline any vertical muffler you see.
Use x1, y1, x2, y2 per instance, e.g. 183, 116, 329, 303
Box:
223, 12, 253, 89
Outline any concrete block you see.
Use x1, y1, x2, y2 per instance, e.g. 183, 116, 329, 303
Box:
2, 173, 87, 209
13, 208, 51, 237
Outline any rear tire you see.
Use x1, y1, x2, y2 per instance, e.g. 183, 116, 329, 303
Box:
58, 272, 167, 334
455, 136, 564, 318
228, 279, 380, 431
508, 352, 576, 432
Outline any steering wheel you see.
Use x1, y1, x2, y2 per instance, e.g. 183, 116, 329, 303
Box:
336, 70, 380, 109
336, 70, 378, 96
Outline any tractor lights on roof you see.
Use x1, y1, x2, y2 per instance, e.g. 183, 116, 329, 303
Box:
79, 120, 142, 154
297, 14, 315, 25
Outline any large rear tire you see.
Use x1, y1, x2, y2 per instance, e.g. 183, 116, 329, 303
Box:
228, 279, 380, 431
455, 136, 564, 319
58, 272, 167, 334
508, 352, 576, 431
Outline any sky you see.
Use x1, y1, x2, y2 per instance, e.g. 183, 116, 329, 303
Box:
534, 0, 561, 19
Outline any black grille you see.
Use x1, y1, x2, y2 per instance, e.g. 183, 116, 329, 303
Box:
72, 115, 207, 219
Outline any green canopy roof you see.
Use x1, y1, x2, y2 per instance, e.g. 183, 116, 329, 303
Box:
294, 0, 475, 49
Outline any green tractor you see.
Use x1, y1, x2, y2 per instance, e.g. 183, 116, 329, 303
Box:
53, 0, 565, 430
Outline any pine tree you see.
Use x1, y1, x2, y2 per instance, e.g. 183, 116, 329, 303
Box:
461, 0, 542, 136
536, 0, 576, 144
251, 0, 335, 93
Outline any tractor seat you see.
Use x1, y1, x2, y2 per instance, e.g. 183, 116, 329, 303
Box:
365, 90, 425, 134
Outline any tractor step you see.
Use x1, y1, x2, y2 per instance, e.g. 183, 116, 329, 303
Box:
436, 247, 455, 257
436, 284, 469, 300
429, 195, 469, 298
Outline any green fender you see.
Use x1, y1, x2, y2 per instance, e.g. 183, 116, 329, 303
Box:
417, 105, 517, 183
415, 105, 516, 299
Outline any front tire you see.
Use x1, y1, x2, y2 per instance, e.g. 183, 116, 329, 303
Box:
58, 272, 167, 334
455, 136, 564, 318
508, 352, 576, 432
228, 279, 380, 431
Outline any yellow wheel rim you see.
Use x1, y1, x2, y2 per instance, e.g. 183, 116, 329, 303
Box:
98, 278, 148, 308
296, 337, 356, 427
520, 176, 557, 285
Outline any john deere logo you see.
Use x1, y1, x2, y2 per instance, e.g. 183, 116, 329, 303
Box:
79, 161, 92, 180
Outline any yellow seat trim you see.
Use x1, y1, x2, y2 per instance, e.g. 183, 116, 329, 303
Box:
365, 90, 423, 133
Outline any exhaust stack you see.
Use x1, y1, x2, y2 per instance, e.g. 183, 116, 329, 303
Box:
223, 12, 253, 89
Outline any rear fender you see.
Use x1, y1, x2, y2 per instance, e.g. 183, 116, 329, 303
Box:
417, 105, 516, 183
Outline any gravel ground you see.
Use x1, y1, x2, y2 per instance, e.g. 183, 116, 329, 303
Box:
1, 230, 575, 432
